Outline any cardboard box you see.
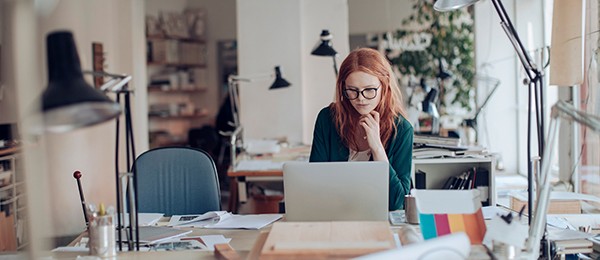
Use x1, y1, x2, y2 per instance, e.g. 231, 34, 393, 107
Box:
413, 189, 486, 245
509, 191, 581, 214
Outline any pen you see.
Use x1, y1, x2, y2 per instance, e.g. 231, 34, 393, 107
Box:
99, 203, 106, 216
73, 171, 89, 228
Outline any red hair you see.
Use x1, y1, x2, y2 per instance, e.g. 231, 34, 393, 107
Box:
330, 48, 407, 150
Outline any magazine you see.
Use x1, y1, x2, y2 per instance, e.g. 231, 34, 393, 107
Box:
168, 211, 231, 227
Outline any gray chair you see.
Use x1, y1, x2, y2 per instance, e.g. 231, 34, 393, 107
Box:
133, 147, 221, 215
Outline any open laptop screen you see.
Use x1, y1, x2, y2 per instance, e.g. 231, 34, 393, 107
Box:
283, 161, 389, 221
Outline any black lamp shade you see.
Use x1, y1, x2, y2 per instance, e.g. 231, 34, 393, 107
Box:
422, 88, 438, 114
43, 31, 121, 133
311, 30, 337, 57
437, 59, 452, 80
269, 66, 291, 89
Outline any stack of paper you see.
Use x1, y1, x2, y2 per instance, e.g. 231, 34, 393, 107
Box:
169, 211, 282, 229
123, 213, 164, 226
168, 211, 230, 227
123, 226, 192, 244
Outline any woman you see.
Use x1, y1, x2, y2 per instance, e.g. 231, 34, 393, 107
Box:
309, 48, 413, 210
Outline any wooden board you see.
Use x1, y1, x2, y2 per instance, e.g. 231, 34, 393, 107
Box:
258, 222, 395, 259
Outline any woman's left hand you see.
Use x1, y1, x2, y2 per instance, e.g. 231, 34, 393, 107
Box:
360, 111, 385, 154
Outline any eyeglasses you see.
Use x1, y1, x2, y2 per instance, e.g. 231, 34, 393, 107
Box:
343, 87, 380, 100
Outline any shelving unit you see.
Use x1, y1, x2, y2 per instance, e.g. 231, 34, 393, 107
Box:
411, 157, 495, 206
146, 33, 209, 148
0, 147, 26, 251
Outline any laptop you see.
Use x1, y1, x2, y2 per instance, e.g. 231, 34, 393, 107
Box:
283, 161, 389, 221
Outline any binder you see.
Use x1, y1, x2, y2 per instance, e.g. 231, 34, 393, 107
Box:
415, 170, 426, 189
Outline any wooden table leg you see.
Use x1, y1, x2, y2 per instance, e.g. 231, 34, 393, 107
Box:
228, 177, 238, 213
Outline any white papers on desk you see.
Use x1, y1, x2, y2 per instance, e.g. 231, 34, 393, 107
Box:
169, 211, 282, 229
481, 206, 511, 220
122, 213, 164, 226
168, 211, 230, 227
547, 228, 595, 241
51, 246, 89, 253
547, 214, 600, 230
235, 160, 284, 171
204, 214, 283, 229
245, 139, 281, 155
509, 191, 600, 203
119, 226, 192, 244
187, 235, 232, 250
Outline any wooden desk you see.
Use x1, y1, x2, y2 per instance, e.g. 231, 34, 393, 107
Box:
53, 224, 492, 259
227, 146, 310, 213
227, 169, 282, 214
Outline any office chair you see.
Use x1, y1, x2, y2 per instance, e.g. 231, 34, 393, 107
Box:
133, 147, 221, 216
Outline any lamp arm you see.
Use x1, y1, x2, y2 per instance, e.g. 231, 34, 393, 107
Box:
525, 110, 559, 259
83, 70, 132, 92
555, 100, 600, 132
227, 77, 241, 128
226, 72, 279, 127
472, 78, 500, 120
228, 73, 273, 82
491, 0, 541, 81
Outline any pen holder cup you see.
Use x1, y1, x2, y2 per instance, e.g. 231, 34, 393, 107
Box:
88, 214, 116, 258
404, 195, 419, 224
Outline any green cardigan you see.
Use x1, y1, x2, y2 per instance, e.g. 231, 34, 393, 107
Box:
309, 106, 413, 210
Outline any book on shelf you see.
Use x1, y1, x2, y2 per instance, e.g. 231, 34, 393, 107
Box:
553, 239, 593, 254
414, 134, 460, 146
432, 167, 490, 205
413, 146, 487, 159
589, 236, 600, 252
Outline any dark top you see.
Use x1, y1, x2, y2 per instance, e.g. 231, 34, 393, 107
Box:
309, 106, 413, 210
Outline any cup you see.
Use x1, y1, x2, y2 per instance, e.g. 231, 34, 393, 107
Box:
88, 214, 116, 258
404, 195, 419, 224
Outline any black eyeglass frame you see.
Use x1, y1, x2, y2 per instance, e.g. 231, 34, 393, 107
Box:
342, 87, 380, 100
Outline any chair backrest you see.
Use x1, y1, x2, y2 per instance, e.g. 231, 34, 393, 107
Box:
133, 147, 221, 216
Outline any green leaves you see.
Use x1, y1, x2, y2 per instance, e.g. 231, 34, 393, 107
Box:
393, 0, 475, 112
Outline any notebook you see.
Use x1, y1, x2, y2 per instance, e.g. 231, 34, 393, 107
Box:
283, 161, 389, 221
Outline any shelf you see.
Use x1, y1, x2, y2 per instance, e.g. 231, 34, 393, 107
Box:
0, 147, 19, 157
147, 35, 205, 43
148, 113, 209, 120
148, 87, 208, 93
147, 62, 206, 68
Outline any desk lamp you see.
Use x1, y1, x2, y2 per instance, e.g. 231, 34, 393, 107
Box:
311, 30, 339, 77
525, 100, 600, 259
43, 31, 139, 251
434, 0, 545, 226
225, 66, 290, 168
420, 79, 440, 135
462, 76, 501, 143
43, 31, 121, 133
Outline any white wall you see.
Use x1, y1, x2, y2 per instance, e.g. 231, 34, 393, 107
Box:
301, 1, 350, 143
474, 1, 520, 174
0, 0, 19, 125
348, 0, 413, 35
237, 0, 349, 144
35, 0, 147, 238
5, 0, 52, 255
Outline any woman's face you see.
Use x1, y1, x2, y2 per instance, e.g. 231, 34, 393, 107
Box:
344, 71, 382, 115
